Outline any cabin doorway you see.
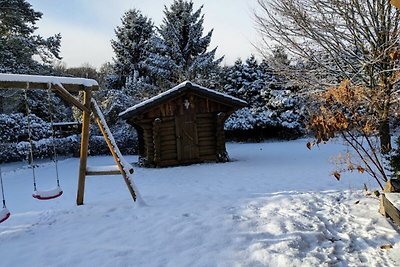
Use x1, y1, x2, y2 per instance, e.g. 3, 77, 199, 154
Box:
176, 100, 199, 163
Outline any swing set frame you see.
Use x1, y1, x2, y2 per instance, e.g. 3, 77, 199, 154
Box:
0, 74, 138, 206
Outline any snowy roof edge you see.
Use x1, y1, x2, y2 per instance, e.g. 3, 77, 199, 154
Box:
119, 81, 247, 119
0, 73, 99, 88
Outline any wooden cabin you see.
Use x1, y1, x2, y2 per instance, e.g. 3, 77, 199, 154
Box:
119, 81, 247, 167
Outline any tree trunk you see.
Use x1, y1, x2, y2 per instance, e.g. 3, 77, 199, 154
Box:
378, 74, 393, 154
379, 116, 391, 154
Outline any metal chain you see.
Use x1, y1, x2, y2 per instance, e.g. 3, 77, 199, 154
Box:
23, 84, 37, 191
47, 84, 60, 187
0, 167, 6, 208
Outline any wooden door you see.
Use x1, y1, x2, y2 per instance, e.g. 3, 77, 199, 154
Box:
176, 105, 199, 163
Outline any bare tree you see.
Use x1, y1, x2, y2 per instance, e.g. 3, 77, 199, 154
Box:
308, 80, 388, 189
255, 0, 400, 153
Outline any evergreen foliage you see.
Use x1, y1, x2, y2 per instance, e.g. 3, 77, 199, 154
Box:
222, 55, 303, 138
147, 0, 223, 87
111, 9, 154, 88
0, 0, 61, 74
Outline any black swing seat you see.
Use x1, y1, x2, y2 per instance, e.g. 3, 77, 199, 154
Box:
0, 207, 10, 223
32, 186, 63, 200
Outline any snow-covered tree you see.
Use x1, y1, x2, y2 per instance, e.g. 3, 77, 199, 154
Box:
147, 0, 223, 87
111, 9, 154, 88
0, 0, 61, 74
255, 0, 400, 153
223, 55, 302, 138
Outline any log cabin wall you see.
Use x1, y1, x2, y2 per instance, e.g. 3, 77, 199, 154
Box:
122, 82, 247, 167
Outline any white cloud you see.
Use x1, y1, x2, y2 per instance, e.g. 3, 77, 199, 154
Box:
32, 0, 262, 68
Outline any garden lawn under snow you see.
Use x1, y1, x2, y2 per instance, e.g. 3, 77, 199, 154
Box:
0, 139, 399, 266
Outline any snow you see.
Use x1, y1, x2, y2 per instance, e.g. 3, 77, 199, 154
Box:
385, 193, 400, 211
0, 139, 399, 266
0, 73, 98, 87
33, 186, 63, 199
119, 81, 247, 118
91, 99, 142, 203
86, 165, 121, 173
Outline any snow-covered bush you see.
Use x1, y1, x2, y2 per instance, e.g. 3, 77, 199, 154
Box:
124, 81, 160, 100
0, 142, 21, 162
1, 135, 80, 163
225, 108, 265, 131
111, 122, 138, 154
88, 136, 109, 156
24, 90, 73, 122
0, 113, 51, 143
95, 89, 137, 126
222, 55, 304, 139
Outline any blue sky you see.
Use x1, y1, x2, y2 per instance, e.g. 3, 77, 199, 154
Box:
29, 0, 260, 69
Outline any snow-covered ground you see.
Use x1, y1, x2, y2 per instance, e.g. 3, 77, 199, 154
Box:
0, 139, 399, 266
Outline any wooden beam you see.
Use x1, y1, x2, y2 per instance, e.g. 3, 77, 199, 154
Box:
0, 74, 99, 92
76, 89, 92, 205
91, 100, 137, 202
86, 169, 121, 176
0, 80, 98, 92
53, 84, 90, 113
382, 194, 400, 226
86, 165, 134, 176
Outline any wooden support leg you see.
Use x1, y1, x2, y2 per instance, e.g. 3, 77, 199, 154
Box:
91, 100, 137, 202
76, 90, 92, 205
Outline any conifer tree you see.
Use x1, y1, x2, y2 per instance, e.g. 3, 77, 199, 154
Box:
0, 0, 61, 74
111, 9, 154, 88
223, 55, 302, 136
147, 0, 223, 87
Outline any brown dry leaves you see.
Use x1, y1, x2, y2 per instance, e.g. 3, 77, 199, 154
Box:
308, 80, 377, 144
307, 80, 379, 181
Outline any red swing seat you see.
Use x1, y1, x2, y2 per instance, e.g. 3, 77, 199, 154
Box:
0, 207, 10, 223
32, 186, 63, 200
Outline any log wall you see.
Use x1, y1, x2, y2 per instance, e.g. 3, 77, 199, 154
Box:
128, 92, 236, 167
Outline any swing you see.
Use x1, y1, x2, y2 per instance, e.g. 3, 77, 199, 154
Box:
0, 167, 10, 223
24, 84, 63, 200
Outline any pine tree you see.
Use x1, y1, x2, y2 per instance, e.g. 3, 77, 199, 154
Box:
0, 0, 61, 74
223, 55, 303, 137
111, 9, 154, 88
147, 0, 223, 87
224, 55, 266, 108
224, 58, 244, 95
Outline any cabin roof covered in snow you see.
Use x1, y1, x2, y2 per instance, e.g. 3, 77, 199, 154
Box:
0, 73, 99, 92
119, 81, 247, 119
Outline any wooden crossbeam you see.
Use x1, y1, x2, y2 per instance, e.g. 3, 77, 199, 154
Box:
86, 165, 134, 176
0, 81, 97, 92
0, 74, 99, 92
53, 84, 90, 113
91, 100, 137, 202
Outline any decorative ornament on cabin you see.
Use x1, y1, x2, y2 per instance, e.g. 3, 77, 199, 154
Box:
119, 81, 247, 167
184, 99, 190, 109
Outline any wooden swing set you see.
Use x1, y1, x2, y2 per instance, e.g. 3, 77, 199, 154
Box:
0, 74, 139, 223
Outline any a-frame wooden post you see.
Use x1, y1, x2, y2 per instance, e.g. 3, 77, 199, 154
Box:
76, 89, 92, 205
0, 74, 139, 206
91, 100, 137, 202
